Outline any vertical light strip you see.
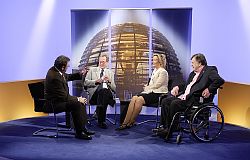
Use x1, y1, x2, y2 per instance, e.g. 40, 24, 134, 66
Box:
148, 9, 153, 77
239, 0, 250, 43
108, 9, 112, 69
20, 0, 55, 79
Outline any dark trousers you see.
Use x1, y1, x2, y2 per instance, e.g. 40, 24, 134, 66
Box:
160, 96, 187, 129
52, 101, 87, 134
90, 88, 114, 123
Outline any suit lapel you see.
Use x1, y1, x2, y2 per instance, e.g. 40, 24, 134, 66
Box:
96, 67, 100, 78
188, 72, 196, 84
195, 66, 207, 83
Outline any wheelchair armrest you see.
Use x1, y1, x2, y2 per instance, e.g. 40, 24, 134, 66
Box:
157, 92, 170, 105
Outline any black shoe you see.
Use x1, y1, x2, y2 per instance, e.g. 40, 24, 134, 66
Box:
127, 122, 136, 128
115, 124, 128, 131
157, 128, 172, 139
75, 132, 92, 140
152, 126, 165, 133
98, 122, 108, 129
83, 128, 95, 135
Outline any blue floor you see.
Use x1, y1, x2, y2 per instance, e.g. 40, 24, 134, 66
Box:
0, 115, 250, 160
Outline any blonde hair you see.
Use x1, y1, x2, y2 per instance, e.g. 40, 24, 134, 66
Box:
153, 53, 166, 69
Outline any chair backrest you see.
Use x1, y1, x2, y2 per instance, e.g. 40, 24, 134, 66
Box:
28, 81, 45, 112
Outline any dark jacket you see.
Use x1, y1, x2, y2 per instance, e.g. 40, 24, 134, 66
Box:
44, 66, 83, 112
178, 66, 225, 106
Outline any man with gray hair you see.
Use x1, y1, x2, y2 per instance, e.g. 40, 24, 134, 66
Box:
84, 54, 116, 129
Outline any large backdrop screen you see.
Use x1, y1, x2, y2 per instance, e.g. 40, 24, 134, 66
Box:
71, 8, 192, 101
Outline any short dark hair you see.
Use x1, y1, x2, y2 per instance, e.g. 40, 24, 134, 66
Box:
191, 53, 207, 66
54, 55, 70, 71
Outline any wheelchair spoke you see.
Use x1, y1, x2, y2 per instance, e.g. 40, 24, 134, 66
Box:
190, 105, 224, 142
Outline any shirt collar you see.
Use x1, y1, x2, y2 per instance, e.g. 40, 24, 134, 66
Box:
54, 66, 63, 76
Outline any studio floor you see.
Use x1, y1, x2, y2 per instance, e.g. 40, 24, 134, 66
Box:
0, 115, 250, 160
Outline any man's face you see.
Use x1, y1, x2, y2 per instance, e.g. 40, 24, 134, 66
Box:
191, 57, 201, 72
99, 57, 107, 69
62, 62, 70, 73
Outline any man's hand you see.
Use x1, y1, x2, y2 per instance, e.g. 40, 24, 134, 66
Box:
102, 75, 110, 82
78, 97, 87, 105
95, 78, 103, 84
80, 67, 88, 76
202, 88, 211, 98
171, 86, 179, 97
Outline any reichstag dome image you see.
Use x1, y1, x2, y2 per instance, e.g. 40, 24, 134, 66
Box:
78, 23, 184, 99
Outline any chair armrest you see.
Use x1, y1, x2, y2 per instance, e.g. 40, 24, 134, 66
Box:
158, 93, 170, 104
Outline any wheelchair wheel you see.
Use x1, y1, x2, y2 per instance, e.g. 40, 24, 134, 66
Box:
190, 104, 224, 142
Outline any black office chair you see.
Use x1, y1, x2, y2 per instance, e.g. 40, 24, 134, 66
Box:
137, 79, 173, 128
28, 81, 72, 138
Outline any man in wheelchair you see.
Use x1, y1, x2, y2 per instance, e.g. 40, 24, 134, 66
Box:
155, 53, 225, 140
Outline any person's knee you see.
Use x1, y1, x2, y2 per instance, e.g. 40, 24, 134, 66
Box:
131, 96, 137, 101
136, 97, 145, 105
161, 97, 171, 108
68, 101, 83, 110
170, 100, 178, 106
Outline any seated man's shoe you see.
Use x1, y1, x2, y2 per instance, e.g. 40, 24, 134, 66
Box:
152, 126, 165, 133
157, 128, 172, 139
98, 122, 108, 129
83, 128, 95, 135
75, 132, 92, 140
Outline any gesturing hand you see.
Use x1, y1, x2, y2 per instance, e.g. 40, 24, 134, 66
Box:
80, 67, 89, 76
78, 97, 87, 105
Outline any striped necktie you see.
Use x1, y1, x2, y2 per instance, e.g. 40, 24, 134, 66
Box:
100, 69, 104, 78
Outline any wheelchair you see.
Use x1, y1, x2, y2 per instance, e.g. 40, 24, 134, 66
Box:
165, 96, 224, 144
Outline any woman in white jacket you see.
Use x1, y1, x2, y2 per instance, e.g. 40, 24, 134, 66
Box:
117, 53, 169, 130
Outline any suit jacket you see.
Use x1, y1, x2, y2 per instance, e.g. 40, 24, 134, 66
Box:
44, 66, 83, 112
84, 67, 116, 100
142, 67, 169, 94
178, 66, 225, 106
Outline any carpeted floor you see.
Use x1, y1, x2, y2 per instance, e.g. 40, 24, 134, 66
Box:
0, 115, 250, 160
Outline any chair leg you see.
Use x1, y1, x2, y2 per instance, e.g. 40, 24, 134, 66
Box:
33, 114, 73, 138
106, 103, 117, 125
136, 106, 159, 126
155, 106, 160, 128
54, 112, 59, 138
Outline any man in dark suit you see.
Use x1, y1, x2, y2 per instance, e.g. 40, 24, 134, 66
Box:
44, 55, 95, 140
157, 53, 225, 138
